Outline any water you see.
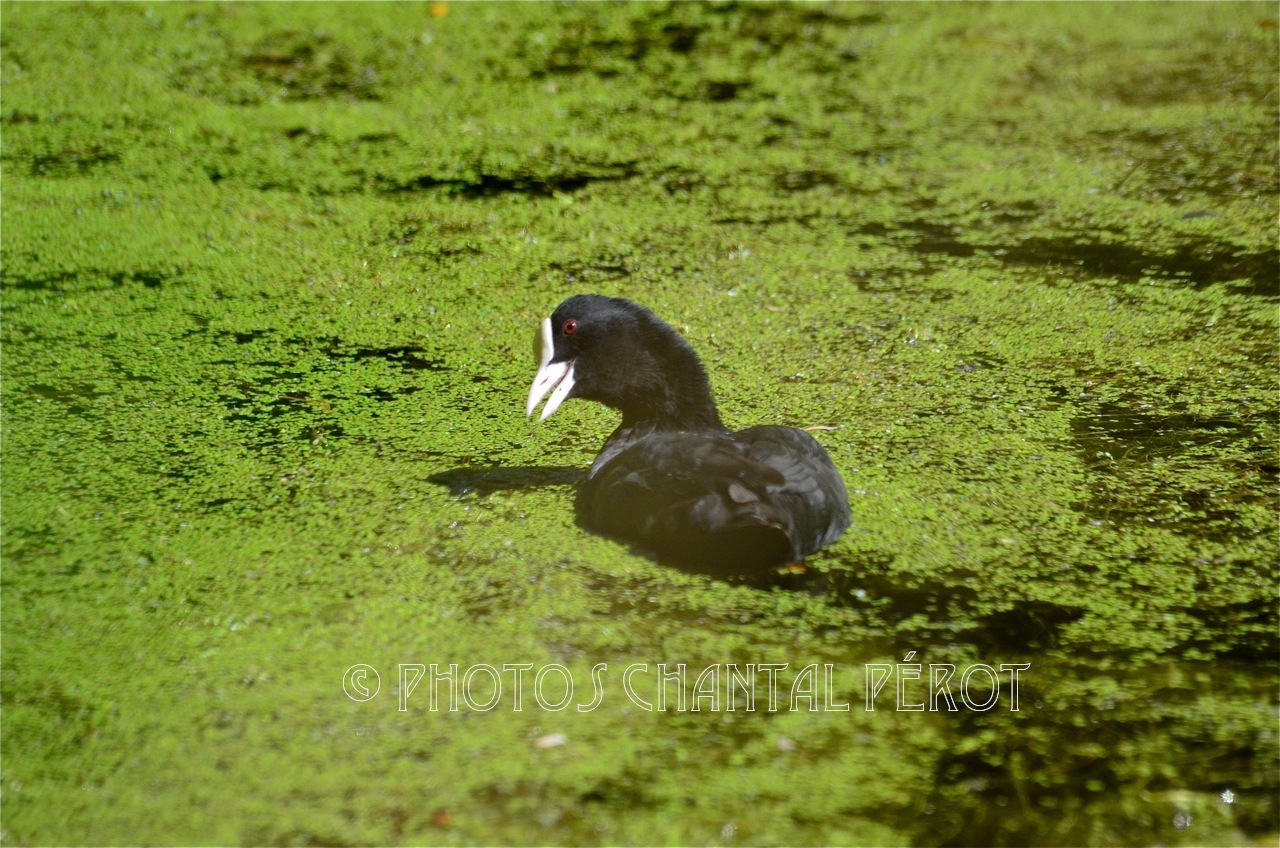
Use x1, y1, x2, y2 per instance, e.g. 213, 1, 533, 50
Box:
2, 2, 1276, 844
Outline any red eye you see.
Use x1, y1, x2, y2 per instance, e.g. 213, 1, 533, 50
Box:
562, 319, 579, 335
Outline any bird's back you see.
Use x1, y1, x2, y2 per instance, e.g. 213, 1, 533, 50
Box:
577, 425, 850, 574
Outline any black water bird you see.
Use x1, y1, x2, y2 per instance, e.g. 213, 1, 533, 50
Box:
526, 294, 850, 574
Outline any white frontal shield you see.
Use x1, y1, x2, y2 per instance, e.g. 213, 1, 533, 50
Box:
526, 318, 577, 421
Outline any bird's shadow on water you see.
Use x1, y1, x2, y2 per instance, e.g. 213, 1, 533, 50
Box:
427, 465, 585, 496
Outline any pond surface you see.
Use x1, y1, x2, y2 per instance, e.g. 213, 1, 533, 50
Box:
2, 2, 1277, 845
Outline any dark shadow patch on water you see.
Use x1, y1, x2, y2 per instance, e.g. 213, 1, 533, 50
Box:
208, 362, 305, 384
845, 267, 956, 302
208, 327, 446, 364
729, 1, 884, 70
0, 269, 79, 291
26, 382, 105, 417
661, 23, 701, 54
774, 169, 840, 192
577, 768, 664, 809
281, 125, 326, 143
850, 220, 1277, 298
923, 708, 1125, 847
1, 268, 179, 292
2, 678, 98, 747
5, 525, 70, 569
513, 2, 878, 87
991, 199, 1043, 224
1249, 456, 1280, 480
819, 552, 1085, 651
954, 351, 1005, 373
657, 167, 707, 195
698, 79, 749, 102
714, 212, 821, 228
548, 258, 634, 283
28, 382, 105, 402
202, 164, 227, 184
174, 28, 392, 105
1093, 53, 1270, 107
110, 271, 169, 289
327, 343, 448, 373
1070, 402, 1276, 536
921, 659, 1280, 847
428, 465, 585, 497
1000, 237, 1279, 297
3, 109, 42, 124
591, 528, 799, 587
587, 556, 821, 599
214, 358, 348, 449
971, 600, 1086, 653
1086, 126, 1275, 202
222, 387, 331, 415
355, 131, 398, 144
910, 222, 978, 258
735, 1, 885, 29
240, 31, 385, 101
224, 329, 270, 345
360, 386, 422, 403
855, 220, 978, 259
197, 327, 450, 374
1074, 405, 1253, 469
157, 451, 202, 483
29, 146, 120, 176
515, 7, 717, 79
379, 164, 637, 198
1186, 595, 1279, 661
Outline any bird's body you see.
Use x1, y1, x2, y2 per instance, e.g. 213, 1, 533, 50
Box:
527, 294, 850, 575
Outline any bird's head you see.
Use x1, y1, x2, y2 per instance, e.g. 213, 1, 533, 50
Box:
526, 294, 721, 430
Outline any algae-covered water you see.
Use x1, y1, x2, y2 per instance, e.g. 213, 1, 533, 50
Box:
2, 2, 1277, 845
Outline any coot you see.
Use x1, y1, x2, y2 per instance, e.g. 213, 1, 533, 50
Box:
526, 294, 850, 574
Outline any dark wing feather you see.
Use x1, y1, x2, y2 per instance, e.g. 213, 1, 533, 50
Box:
733, 425, 851, 556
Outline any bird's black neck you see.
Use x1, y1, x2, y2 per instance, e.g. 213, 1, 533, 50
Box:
614, 341, 725, 432
618, 394, 724, 433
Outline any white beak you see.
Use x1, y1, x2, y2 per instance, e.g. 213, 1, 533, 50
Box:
526, 317, 577, 421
